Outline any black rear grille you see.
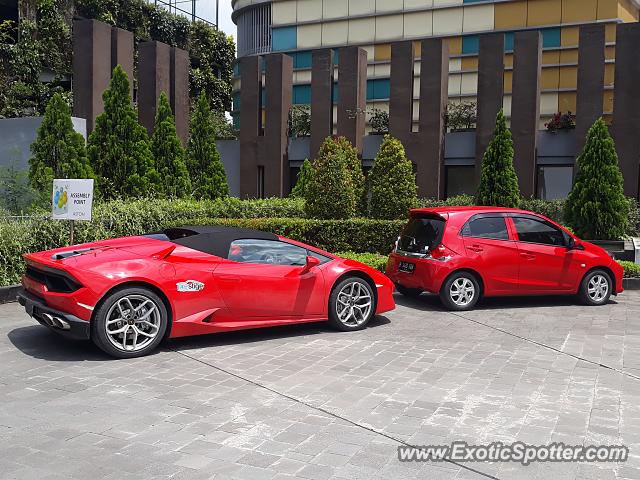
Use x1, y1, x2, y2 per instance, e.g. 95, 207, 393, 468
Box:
25, 266, 81, 293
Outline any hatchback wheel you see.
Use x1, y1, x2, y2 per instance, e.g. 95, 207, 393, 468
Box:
440, 272, 480, 311
579, 270, 612, 306
328, 277, 375, 331
92, 287, 168, 359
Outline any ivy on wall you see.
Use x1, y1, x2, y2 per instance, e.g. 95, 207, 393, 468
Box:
0, 0, 235, 118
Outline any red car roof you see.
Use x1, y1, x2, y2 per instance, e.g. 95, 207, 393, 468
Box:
411, 206, 536, 216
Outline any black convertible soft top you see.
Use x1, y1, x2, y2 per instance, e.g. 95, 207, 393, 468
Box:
149, 226, 279, 259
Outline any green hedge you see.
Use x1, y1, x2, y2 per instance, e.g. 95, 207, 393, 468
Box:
619, 261, 640, 278
337, 252, 388, 272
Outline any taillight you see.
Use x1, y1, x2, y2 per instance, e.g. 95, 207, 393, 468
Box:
429, 244, 454, 262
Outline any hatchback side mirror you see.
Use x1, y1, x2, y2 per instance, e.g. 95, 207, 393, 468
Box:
300, 255, 321, 274
567, 237, 585, 250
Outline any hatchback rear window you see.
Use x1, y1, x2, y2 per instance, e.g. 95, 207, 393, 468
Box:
397, 215, 445, 255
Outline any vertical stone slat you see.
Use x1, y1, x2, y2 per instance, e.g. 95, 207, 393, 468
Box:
613, 22, 640, 199
239, 55, 261, 198
418, 38, 449, 199
311, 49, 334, 159
576, 24, 605, 156
170, 47, 190, 146
389, 41, 414, 138
73, 19, 111, 134
110, 27, 134, 99
511, 31, 542, 198
138, 41, 171, 136
475, 33, 505, 187
337, 47, 367, 154
263, 54, 293, 197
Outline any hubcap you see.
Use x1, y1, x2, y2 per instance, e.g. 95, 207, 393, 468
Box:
450, 278, 475, 306
105, 295, 161, 352
336, 282, 372, 327
588, 275, 609, 303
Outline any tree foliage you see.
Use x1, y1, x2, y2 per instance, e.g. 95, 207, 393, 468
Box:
87, 66, 159, 198
304, 137, 357, 220
187, 92, 228, 200
151, 92, 191, 197
333, 137, 366, 214
367, 135, 418, 219
565, 118, 628, 239
290, 159, 313, 198
28, 93, 94, 204
476, 110, 521, 208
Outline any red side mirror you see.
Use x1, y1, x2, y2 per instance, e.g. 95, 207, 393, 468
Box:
300, 255, 321, 274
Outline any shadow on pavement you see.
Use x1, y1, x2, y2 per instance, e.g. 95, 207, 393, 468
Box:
8, 315, 392, 361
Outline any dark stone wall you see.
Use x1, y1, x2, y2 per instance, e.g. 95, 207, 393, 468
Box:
389, 41, 414, 137
613, 23, 640, 199
511, 31, 542, 198
475, 34, 505, 187
138, 41, 171, 137
337, 47, 367, 154
311, 49, 334, 159
576, 24, 605, 156
73, 19, 112, 133
170, 47, 190, 146
239, 55, 262, 198
110, 27, 134, 99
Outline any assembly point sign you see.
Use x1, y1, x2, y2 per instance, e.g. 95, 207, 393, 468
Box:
52, 179, 94, 221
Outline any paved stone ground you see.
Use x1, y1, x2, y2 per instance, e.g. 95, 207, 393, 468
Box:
1, 292, 640, 480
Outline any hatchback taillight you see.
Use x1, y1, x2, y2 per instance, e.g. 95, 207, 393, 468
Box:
429, 245, 454, 262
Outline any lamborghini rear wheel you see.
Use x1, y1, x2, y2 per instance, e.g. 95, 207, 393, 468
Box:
91, 287, 168, 359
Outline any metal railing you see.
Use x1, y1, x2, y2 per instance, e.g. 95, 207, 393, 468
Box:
147, 0, 218, 27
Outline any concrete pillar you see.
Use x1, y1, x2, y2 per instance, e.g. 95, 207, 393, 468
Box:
73, 19, 112, 133
110, 27, 134, 100
138, 41, 171, 136
418, 38, 449, 199
337, 47, 367, 154
475, 34, 505, 187
576, 24, 605, 156
613, 22, 640, 199
170, 47, 190, 146
511, 31, 542, 198
239, 55, 262, 198
389, 41, 414, 138
311, 49, 334, 159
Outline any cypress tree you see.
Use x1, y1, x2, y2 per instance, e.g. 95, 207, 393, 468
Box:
151, 92, 191, 198
304, 137, 356, 219
187, 92, 229, 199
334, 136, 366, 214
476, 110, 521, 208
88, 65, 159, 198
290, 158, 313, 198
29, 93, 95, 203
565, 118, 628, 239
367, 135, 418, 219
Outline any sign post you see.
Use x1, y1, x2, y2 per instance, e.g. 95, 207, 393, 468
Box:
52, 179, 94, 245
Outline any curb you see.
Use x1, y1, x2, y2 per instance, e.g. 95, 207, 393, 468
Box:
623, 278, 640, 290
0, 285, 21, 304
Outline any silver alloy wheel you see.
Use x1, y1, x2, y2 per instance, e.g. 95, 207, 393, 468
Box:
105, 294, 161, 352
588, 274, 609, 303
449, 277, 475, 307
335, 281, 372, 327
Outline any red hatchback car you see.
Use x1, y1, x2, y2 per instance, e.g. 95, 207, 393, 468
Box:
386, 207, 624, 310
18, 226, 395, 358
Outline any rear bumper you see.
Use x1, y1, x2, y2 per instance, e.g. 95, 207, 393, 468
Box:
386, 253, 451, 293
17, 289, 91, 340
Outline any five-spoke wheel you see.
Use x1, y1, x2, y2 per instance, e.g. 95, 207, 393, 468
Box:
329, 277, 375, 331
92, 287, 168, 358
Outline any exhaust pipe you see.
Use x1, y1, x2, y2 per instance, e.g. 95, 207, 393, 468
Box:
41, 313, 55, 327
51, 316, 70, 330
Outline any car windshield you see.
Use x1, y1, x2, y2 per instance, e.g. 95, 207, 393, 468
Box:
398, 215, 445, 255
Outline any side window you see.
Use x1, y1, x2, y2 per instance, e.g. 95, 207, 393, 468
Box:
512, 217, 566, 246
461, 216, 509, 241
308, 250, 332, 264
228, 239, 307, 266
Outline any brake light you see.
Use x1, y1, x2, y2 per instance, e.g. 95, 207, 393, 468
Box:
429, 245, 454, 262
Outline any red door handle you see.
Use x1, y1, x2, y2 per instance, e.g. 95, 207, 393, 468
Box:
520, 252, 535, 260
468, 245, 484, 253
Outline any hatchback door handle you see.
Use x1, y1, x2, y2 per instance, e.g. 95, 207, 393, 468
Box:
468, 245, 484, 253
520, 252, 535, 260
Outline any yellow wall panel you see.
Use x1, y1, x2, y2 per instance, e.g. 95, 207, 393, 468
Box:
462, 4, 494, 32
561, 26, 579, 47
447, 37, 462, 55
504, 70, 513, 93
349, 17, 375, 44
461, 56, 478, 71
374, 44, 392, 61
541, 67, 560, 89
560, 49, 578, 64
597, 0, 618, 19
605, 46, 615, 60
603, 90, 614, 113
559, 66, 577, 89
559, 92, 577, 112
413, 40, 422, 56
495, 1, 527, 29
504, 53, 513, 67
376, 15, 404, 41
619, 0, 640, 21
605, 23, 616, 42
528, 0, 561, 26
405, 11, 433, 37
562, 0, 597, 22
604, 63, 615, 84
543, 51, 560, 64
433, 8, 463, 36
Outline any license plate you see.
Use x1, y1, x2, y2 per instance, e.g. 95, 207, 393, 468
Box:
399, 261, 415, 274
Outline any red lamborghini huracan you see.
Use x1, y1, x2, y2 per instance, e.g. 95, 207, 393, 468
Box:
18, 226, 395, 358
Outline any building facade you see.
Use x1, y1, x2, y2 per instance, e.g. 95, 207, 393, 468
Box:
232, 0, 639, 129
